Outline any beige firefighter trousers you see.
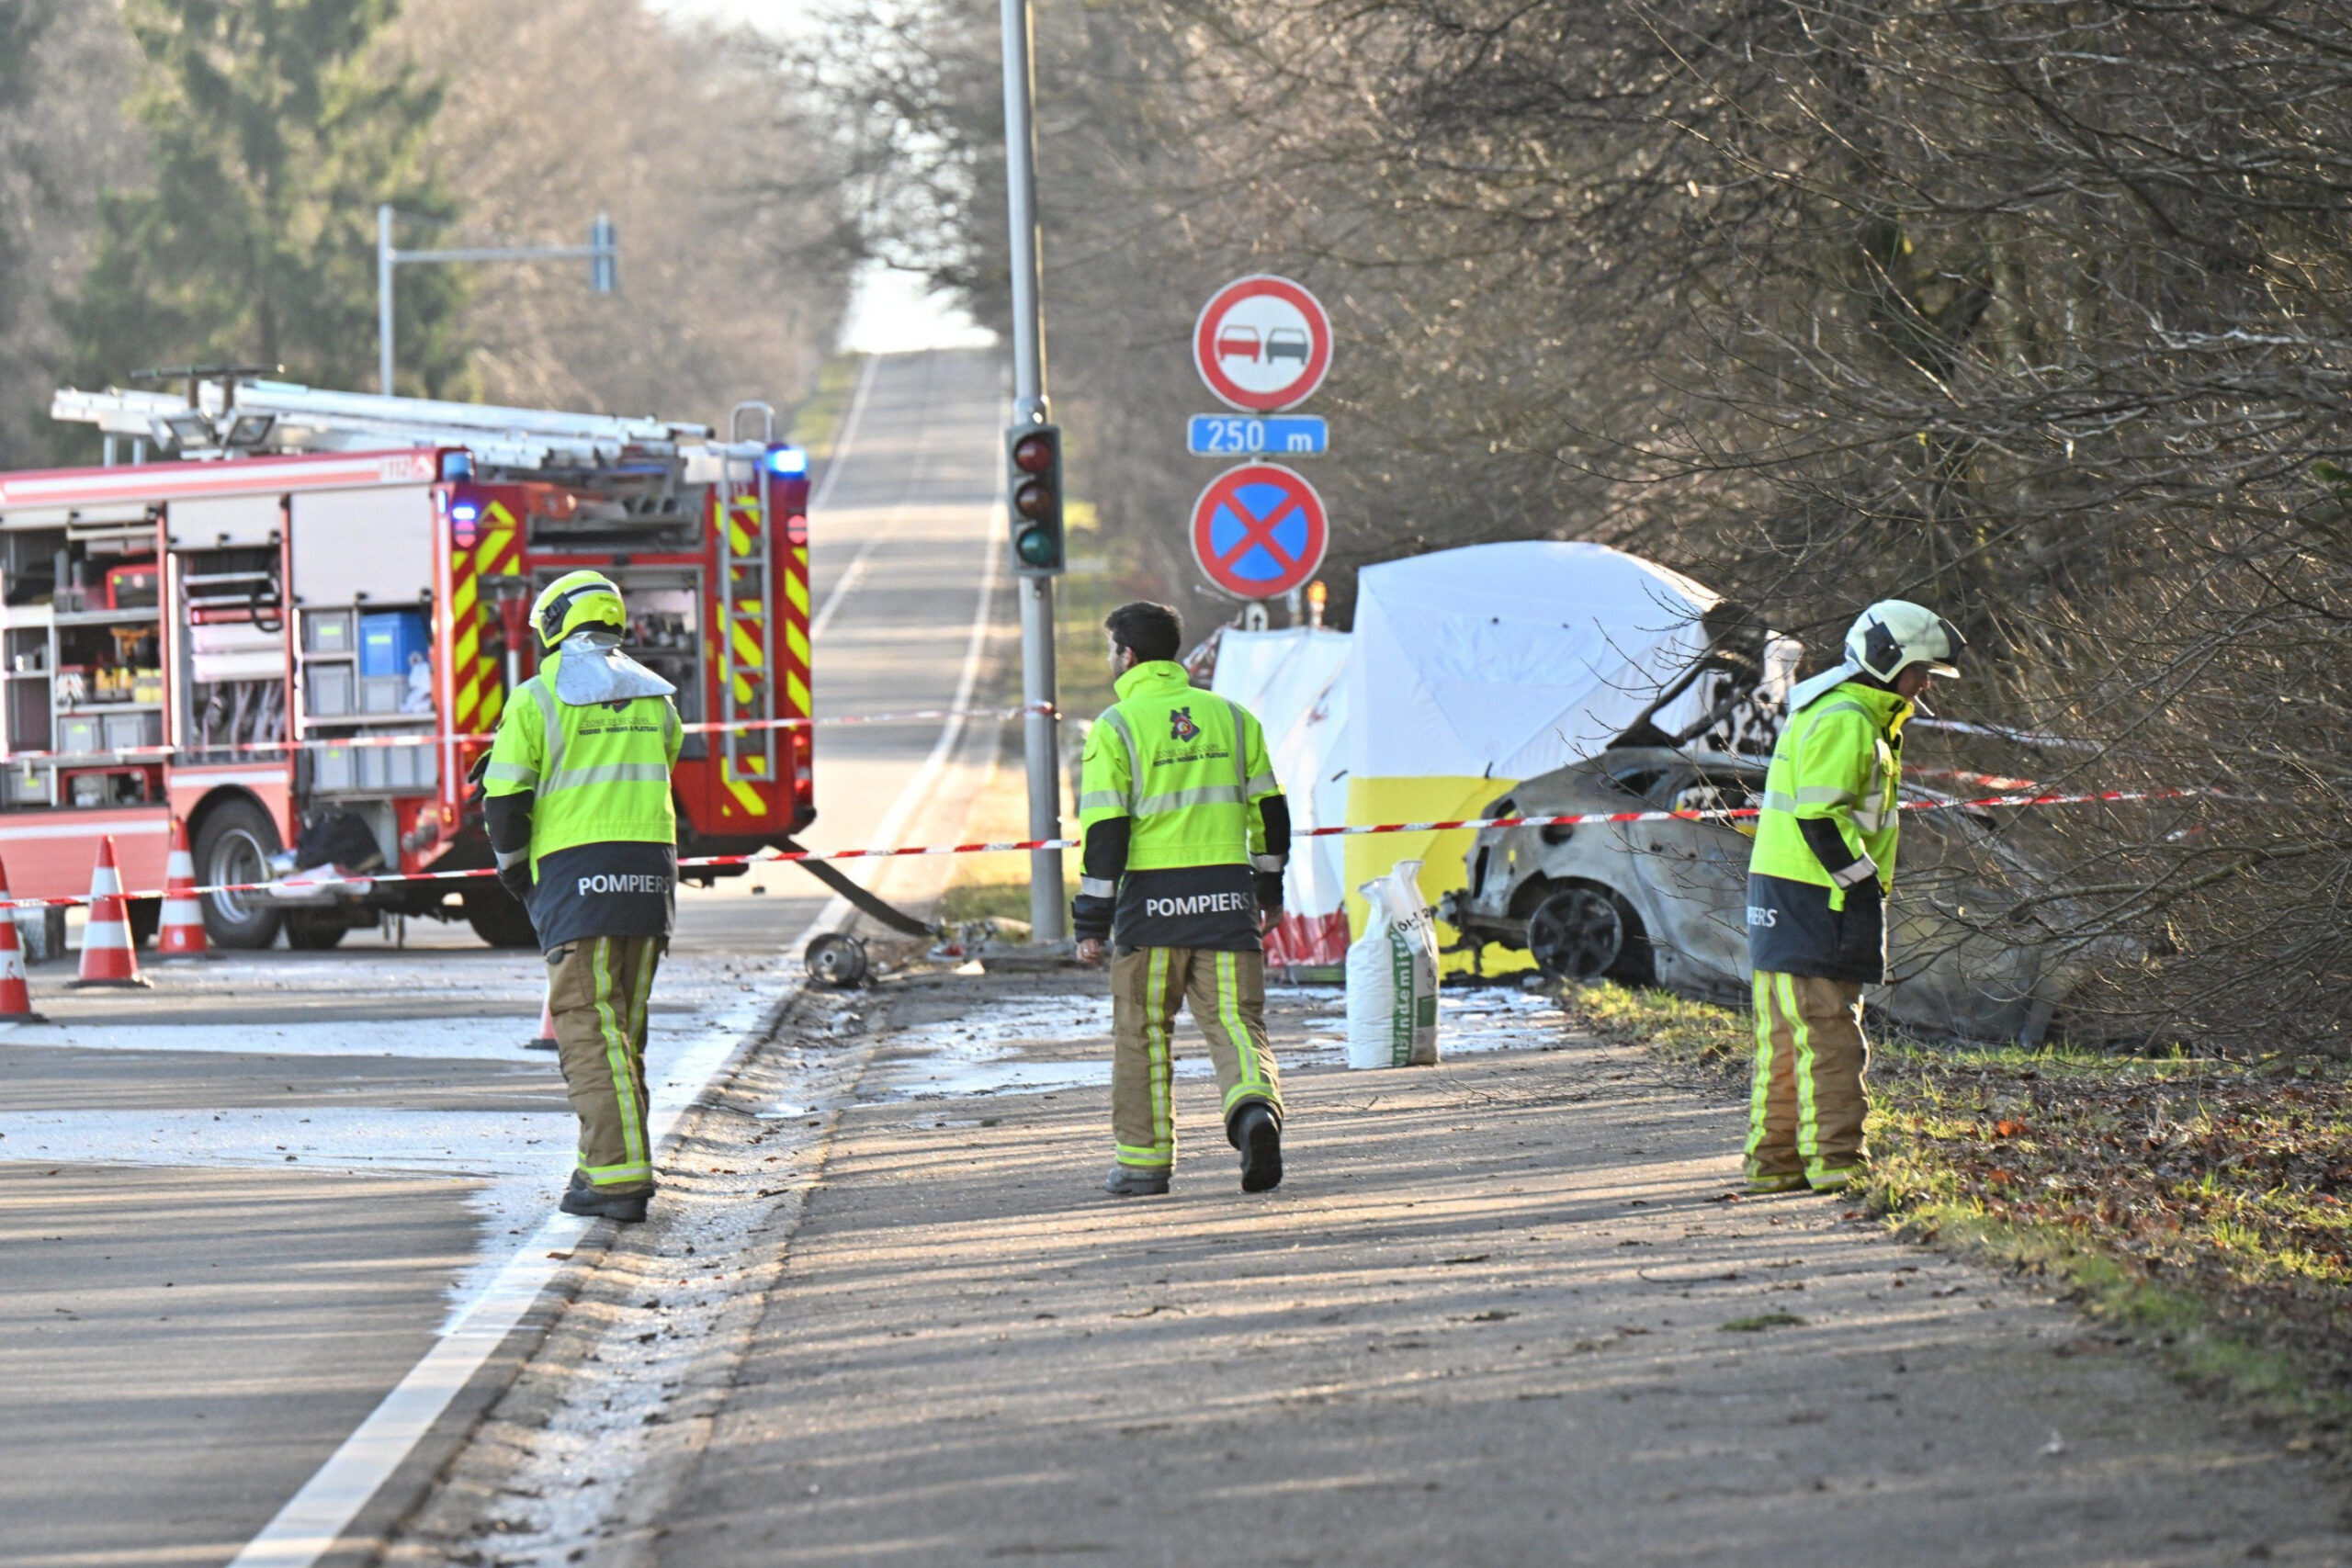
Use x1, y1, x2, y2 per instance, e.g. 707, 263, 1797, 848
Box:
548, 934, 665, 1191
1111, 946, 1283, 1170
1746, 970, 1869, 1190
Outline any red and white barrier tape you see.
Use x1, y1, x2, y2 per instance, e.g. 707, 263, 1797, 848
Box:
0, 784, 2228, 912
0, 704, 1057, 767
1891, 766, 2042, 793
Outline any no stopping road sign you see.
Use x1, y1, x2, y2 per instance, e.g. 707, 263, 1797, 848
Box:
1190, 463, 1329, 600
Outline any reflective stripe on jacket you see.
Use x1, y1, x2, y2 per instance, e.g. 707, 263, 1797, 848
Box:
481, 649, 684, 874
1747, 680, 1910, 908
1078, 660, 1280, 872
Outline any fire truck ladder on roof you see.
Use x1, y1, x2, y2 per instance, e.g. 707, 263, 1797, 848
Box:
51, 379, 717, 470
716, 401, 779, 796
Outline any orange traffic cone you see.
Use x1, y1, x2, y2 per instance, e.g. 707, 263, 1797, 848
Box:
156, 818, 209, 961
524, 985, 559, 1051
0, 857, 46, 1021
73, 836, 151, 989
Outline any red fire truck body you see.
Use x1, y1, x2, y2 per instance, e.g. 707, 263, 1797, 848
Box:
0, 388, 813, 949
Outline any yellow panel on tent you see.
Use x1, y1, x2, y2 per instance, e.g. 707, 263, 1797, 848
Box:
1341, 774, 1536, 976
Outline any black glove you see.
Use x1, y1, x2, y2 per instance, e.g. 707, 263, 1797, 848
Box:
498, 864, 533, 904
1255, 871, 1285, 916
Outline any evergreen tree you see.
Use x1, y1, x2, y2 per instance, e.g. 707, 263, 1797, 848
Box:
70, 0, 469, 396
0, 0, 51, 350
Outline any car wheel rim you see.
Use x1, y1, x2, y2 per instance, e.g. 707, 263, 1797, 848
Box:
1531, 889, 1622, 981
208, 829, 266, 923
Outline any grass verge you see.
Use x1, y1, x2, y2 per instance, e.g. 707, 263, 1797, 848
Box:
787, 353, 865, 471
1553, 979, 2352, 1439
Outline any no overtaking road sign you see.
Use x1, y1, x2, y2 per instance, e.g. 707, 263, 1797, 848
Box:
1190, 463, 1329, 601
1193, 276, 1333, 412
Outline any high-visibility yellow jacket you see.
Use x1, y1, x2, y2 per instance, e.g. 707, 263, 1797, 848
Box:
482, 649, 684, 874
1746, 679, 1911, 983
1079, 660, 1280, 870
1075, 660, 1284, 950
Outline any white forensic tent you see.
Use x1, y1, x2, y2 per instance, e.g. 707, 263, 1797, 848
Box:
1340, 541, 1793, 969
1207, 626, 1353, 965
1208, 541, 1793, 973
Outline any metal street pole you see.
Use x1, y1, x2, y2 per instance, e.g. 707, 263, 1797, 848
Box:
378, 204, 397, 396
377, 208, 616, 398
1002, 0, 1066, 943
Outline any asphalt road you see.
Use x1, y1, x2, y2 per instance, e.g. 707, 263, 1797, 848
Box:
0, 347, 1012, 1568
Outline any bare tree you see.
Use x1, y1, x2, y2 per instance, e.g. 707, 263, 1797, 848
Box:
384, 0, 856, 422
827, 0, 2352, 1052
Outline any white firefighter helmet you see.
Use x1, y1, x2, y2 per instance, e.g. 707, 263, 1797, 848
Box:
1847, 599, 1963, 683
1788, 599, 1963, 712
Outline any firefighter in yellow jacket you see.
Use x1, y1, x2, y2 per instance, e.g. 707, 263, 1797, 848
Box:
481, 570, 684, 1223
1073, 603, 1289, 1196
1745, 600, 1963, 1194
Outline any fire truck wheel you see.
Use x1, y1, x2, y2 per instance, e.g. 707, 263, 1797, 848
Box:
192, 798, 285, 950
462, 886, 539, 949
284, 911, 350, 951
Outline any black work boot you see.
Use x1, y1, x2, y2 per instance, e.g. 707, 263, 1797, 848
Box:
1103, 1163, 1170, 1197
560, 1168, 652, 1223
1228, 1103, 1283, 1193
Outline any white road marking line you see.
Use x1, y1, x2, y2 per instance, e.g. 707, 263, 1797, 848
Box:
806, 352, 876, 516
0, 1017, 548, 1059
227, 357, 1006, 1568
802, 354, 886, 647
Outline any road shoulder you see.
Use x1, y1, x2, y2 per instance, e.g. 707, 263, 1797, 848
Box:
642, 972, 2352, 1567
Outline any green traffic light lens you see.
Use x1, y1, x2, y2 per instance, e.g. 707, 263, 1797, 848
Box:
1015, 525, 1059, 568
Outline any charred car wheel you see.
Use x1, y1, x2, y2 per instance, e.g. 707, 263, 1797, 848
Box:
805, 932, 869, 988
1528, 886, 1627, 983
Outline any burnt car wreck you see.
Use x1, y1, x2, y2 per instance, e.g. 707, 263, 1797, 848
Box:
1440, 745, 2098, 1046
1437, 616, 2098, 1045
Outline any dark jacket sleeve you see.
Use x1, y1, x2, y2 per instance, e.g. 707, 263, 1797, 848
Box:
485, 790, 534, 891
1798, 816, 1861, 881
1253, 795, 1290, 911
1072, 816, 1130, 942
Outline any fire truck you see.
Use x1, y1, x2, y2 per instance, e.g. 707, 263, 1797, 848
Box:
0, 375, 814, 949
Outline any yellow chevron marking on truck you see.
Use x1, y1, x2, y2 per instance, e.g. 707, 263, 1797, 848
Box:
728, 777, 770, 816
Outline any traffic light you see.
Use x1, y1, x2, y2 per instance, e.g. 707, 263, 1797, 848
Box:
1005, 422, 1064, 576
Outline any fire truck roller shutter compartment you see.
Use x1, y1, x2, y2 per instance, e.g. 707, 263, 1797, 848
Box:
164, 493, 281, 549
288, 487, 434, 608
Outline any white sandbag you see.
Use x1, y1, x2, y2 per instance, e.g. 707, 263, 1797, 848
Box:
1345, 859, 1442, 1068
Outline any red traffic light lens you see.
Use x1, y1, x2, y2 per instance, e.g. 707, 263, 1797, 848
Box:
1014, 478, 1056, 521
1012, 433, 1056, 474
